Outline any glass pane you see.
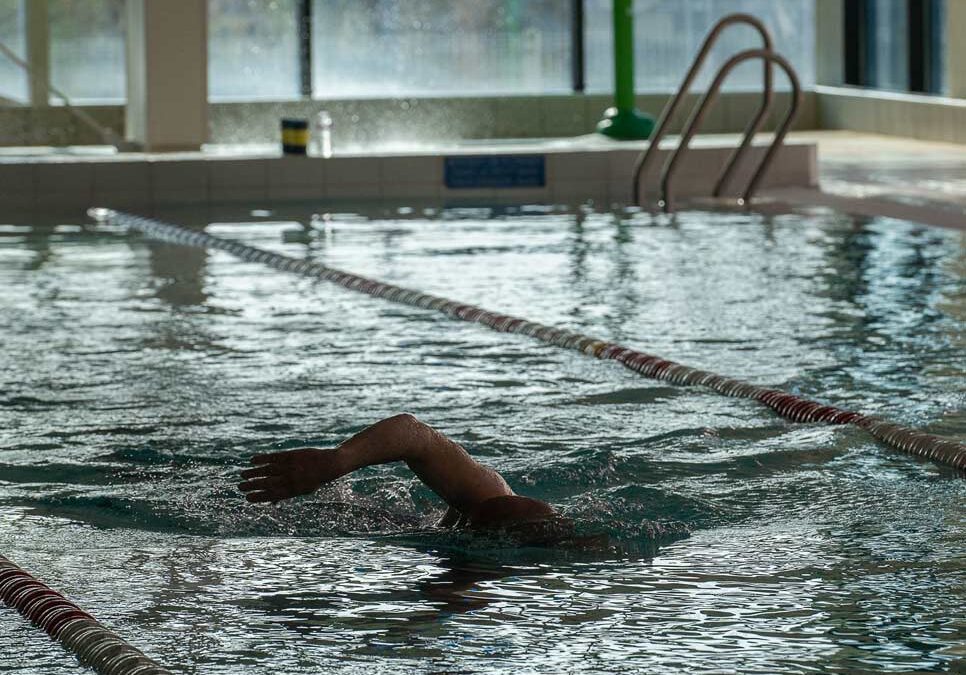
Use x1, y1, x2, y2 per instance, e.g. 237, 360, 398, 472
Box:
0, 0, 27, 103
869, 0, 908, 91
312, 0, 572, 98
586, 0, 816, 93
49, 0, 126, 104
933, 0, 945, 94
209, 0, 301, 101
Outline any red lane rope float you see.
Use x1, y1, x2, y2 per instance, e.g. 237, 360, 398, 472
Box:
99, 209, 966, 473
0, 555, 171, 675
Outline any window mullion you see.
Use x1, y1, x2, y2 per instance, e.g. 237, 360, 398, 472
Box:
25, 0, 49, 107
299, 0, 312, 98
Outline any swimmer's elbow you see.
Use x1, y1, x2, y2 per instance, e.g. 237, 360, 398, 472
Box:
380, 413, 433, 458
384, 413, 427, 439
387, 412, 421, 428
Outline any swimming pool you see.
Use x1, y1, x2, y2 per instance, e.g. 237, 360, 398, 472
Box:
1, 206, 964, 673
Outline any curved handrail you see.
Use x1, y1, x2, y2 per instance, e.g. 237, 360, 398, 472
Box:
631, 13, 773, 206
659, 49, 801, 212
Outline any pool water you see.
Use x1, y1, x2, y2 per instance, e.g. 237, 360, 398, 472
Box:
1, 207, 964, 673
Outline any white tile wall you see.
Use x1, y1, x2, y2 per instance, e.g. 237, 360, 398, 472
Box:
381, 156, 443, 185
608, 150, 643, 186
547, 151, 609, 182
154, 187, 209, 208
323, 157, 376, 185
382, 181, 441, 201
95, 190, 155, 212
323, 182, 380, 199
442, 187, 498, 203
552, 181, 609, 206
0, 137, 818, 219
93, 161, 152, 192
209, 159, 269, 202
0, 164, 34, 195
267, 185, 326, 202
152, 161, 209, 191
34, 162, 95, 194
491, 188, 551, 205
92, 161, 152, 207
816, 87, 966, 144
0, 197, 34, 216
268, 157, 326, 186
267, 157, 326, 201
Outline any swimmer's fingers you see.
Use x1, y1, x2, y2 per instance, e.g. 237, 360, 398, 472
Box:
250, 451, 285, 465
239, 465, 279, 480
240, 477, 295, 504
238, 476, 281, 494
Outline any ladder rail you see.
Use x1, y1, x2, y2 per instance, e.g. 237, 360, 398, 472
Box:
631, 13, 774, 206
659, 49, 802, 212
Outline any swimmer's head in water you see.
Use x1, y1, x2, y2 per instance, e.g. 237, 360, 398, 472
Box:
466, 495, 556, 527
464, 495, 595, 548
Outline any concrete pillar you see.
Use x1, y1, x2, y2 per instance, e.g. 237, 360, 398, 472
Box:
947, 0, 966, 98
814, 0, 844, 87
125, 0, 208, 151
26, 0, 49, 107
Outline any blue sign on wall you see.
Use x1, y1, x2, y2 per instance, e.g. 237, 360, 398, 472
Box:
444, 155, 546, 189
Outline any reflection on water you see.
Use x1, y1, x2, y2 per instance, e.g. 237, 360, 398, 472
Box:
0, 208, 964, 673
148, 241, 209, 308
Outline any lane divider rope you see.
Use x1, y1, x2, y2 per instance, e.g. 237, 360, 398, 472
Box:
0, 555, 171, 675
99, 209, 966, 473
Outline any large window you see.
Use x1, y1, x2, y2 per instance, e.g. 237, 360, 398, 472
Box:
870, 0, 909, 91
311, 0, 573, 98
586, 0, 815, 93
0, 0, 26, 103
845, 0, 945, 94
49, 0, 125, 103
0, 0, 823, 106
208, 0, 301, 101
309, 0, 813, 98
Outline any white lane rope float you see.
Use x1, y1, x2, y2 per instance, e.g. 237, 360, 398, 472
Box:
98, 209, 966, 472
0, 555, 171, 674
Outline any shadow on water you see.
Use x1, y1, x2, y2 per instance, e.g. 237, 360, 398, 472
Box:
147, 240, 209, 308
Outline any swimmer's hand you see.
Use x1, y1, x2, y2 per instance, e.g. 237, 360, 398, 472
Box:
238, 448, 345, 503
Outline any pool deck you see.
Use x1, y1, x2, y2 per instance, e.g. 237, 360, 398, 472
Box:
761, 131, 966, 231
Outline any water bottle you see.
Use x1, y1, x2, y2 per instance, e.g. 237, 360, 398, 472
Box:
313, 110, 333, 158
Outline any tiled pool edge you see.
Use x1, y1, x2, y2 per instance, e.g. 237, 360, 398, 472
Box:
0, 139, 817, 221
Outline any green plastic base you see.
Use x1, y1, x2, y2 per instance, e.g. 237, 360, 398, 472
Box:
596, 106, 655, 140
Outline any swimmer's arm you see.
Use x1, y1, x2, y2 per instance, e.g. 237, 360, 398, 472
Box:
239, 414, 514, 512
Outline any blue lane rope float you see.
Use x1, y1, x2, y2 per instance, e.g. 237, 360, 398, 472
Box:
0, 555, 171, 675
97, 209, 966, 473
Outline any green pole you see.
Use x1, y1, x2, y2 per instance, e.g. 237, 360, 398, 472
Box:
596, 0, 655, 140
614, 0, 635, 111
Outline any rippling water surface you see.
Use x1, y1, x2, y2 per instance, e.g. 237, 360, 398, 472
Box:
1, 206, 964, 673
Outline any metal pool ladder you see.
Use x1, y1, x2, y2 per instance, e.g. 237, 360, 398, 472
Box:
630, 13, 802, 212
